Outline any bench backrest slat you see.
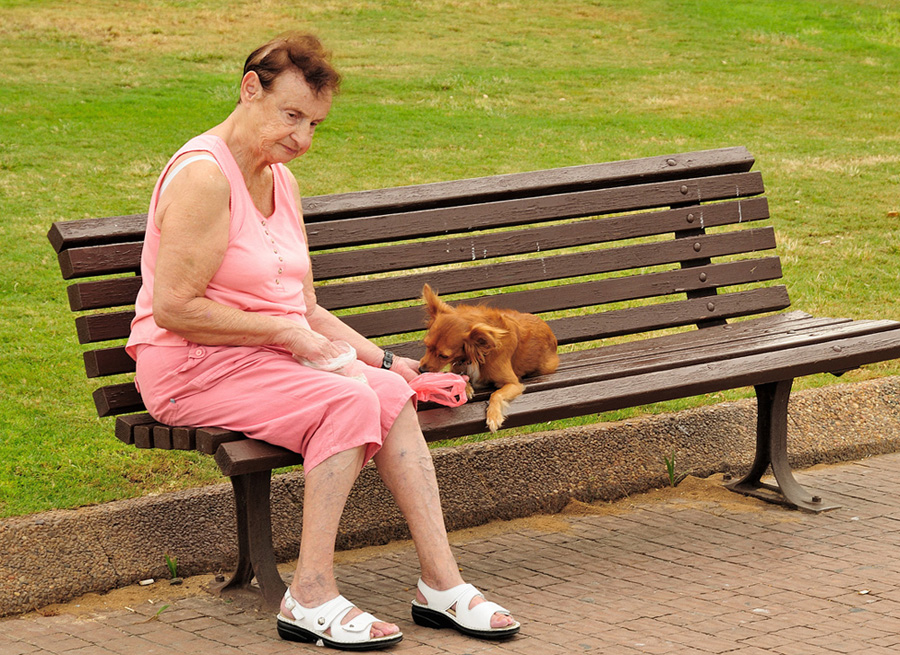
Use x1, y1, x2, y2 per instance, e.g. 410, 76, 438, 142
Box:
305, 172, 763, 249
80, 256, 784, 380
339, 257, 784, 338
45, 147, 755, 253
75, 311, 134, 344
61, 196, 770, 314
316, 228, 778, 310
58, 242, 143, 280
311, 196, 768, 280
301, 146, 756, 219
70, 229, 779, 347
49, 147, 787, 420
67, 277, 143, 312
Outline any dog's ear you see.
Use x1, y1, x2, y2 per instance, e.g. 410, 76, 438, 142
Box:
464, 323, 507, 364
422, 284, 451, 323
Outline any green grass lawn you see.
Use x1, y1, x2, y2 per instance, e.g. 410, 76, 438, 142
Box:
2, 0, 899, 518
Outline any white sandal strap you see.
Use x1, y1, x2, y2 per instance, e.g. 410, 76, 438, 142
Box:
416, 579, 511, 631
280, 589, 387, 644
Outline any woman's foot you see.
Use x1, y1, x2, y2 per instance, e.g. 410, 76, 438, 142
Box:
412, 578, 520, 638
283, 584, 401, 640
414, 586, 516, 629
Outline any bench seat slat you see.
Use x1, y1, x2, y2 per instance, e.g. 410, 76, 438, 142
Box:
114, 413, 156, 445
418, 327, 900, 441
549, 286, 791, 344
451, 314, 888, 407
111, 314, 900, 460
311, 196, 769, 281
318, 227, 778, 310
195, 427, 246, 455
215, 439, 304, 477
171, 426, 197, 450
555, 312, 841, 369
528, 318, 900, 395
152, 425, 174, 450
133, 423, 154, 449
306, 172, 764, 249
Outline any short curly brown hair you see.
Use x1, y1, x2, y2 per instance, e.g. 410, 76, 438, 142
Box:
243, 32, 341, 97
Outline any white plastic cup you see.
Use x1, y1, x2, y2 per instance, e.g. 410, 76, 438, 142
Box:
297, 341, 368, 384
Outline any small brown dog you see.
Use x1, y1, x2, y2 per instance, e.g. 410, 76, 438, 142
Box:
418, 284, 559, 432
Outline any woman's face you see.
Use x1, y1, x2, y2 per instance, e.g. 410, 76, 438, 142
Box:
245, 69, 333, 165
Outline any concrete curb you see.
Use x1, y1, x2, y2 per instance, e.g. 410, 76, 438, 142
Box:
3, 376, 900, 617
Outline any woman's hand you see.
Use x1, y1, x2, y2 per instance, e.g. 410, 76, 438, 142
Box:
276, 321, 342, 365
391, 356, 422, 383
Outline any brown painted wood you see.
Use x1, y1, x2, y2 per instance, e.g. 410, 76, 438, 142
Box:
75, 311, 134, 344
58, 242, 143, 280
172, 427, 197, 450
311, 196, 769, 280
195, 427, 246, 455
417, 327, 900, 441
317, 227, 778, 310
67, 277, 142, 312
519, 317, 900, 396
338, 259, 785, 339
304, 172, 764, 249
48, 214, 147, 253
93, 383, 144, 417
133, 424, 154, 449
45, 147, 754, 253
301, 146, 756, 220
114, 413, 156, 445
215, 440, 303, 477
84, 347, 135, 378
153, 425, 174, 450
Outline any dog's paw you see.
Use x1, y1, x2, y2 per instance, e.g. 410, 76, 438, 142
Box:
465, 382, 474, 400
486, 402, 508, 433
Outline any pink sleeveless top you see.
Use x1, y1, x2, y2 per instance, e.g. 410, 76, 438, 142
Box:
126, 134, 311, 359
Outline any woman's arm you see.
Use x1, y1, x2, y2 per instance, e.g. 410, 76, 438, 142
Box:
288, 175, 420, 381
151, 157, 340, 364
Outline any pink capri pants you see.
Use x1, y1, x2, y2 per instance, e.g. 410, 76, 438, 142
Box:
134, 343, 416, 472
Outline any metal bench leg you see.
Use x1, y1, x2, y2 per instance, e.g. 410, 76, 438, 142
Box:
214, 471, 287, 608
725, 379, 840, 513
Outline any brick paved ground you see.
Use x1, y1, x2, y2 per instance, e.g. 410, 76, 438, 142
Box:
5, 453, 900, 654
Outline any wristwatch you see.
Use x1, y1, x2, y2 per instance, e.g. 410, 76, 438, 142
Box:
381, 350, 395, 370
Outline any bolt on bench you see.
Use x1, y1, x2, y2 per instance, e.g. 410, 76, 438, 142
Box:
48, 146, 900, 608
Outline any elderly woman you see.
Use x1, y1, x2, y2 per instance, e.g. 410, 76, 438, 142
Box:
125, 33, 518, 650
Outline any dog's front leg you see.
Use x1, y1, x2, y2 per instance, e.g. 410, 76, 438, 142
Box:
486, 382, 525, 433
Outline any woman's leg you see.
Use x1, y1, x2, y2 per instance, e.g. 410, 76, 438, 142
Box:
285, 445, 400, 639
373, 401, 516, 629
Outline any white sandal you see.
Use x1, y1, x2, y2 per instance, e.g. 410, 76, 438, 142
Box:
410, 578, 520, 639
277, 588, 403, 651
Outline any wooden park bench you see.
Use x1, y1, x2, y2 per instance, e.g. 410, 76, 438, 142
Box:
48, 146, 900, 608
